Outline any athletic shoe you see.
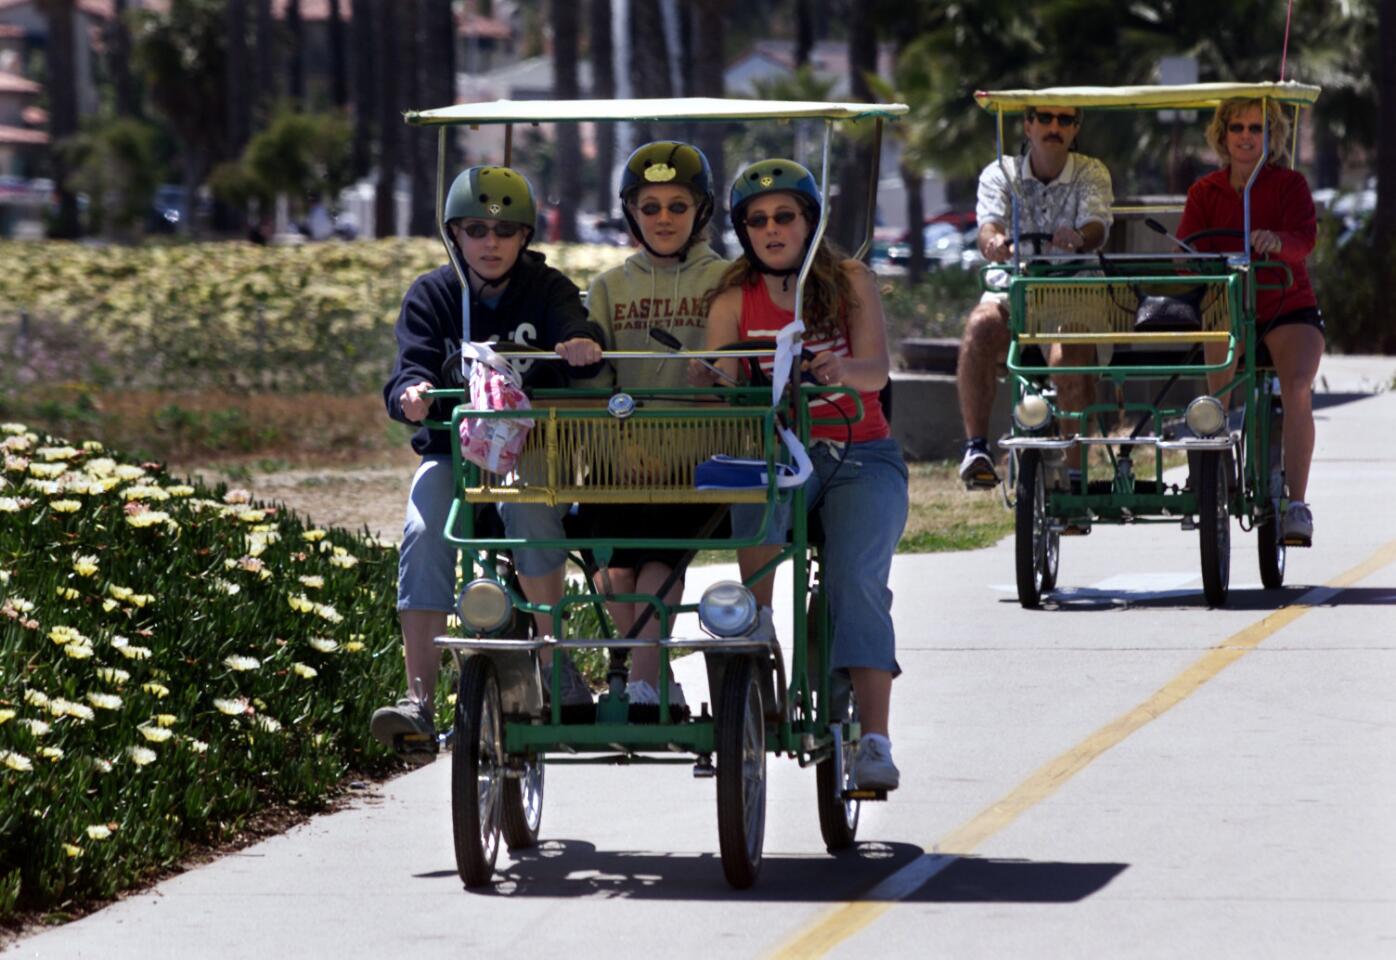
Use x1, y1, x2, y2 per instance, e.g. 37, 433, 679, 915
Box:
370, 698, 437, 764
958, 439, 1000, 489
625, 678, 690, 723
851, 735, 900, 791
1281, 501, 1313, 547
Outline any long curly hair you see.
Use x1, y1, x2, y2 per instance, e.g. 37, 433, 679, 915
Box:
1205, 98, 1293, 168
711, 206, 859, 340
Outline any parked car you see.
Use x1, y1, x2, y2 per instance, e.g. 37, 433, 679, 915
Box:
885, 221, 983, 271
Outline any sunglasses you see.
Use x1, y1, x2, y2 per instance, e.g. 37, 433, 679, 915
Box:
1228, 123, 1266, 135
1029, 111, 1079, 127
743, 210, 801, 230
637, 200, 692, 217
459, 221, 524, 239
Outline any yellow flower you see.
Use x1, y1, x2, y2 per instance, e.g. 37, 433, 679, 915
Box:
96, 667, 131, 686
301, 529, 327, 542
329, 553, 359, 570
56, 586, 80, 600
127, 746, 157, 766
49, 625, 79, 645
0, 497, 24, 512
28, 461, 67, 478
108, 585, 134, 602
155, 713, 177, 727
65, 642, 95, 660
214, 578, 241, 596
50, 699, 94, 721
118, 644, 153, 661
19, 718, 50, 736
29, 479, 61, 495
223, 655, 261, 672
308, 637, 338, 653
72, 554, 100, 577
23, 688, 49, 708
63, 843, 83, 858
0, 422, 25, 434
213, 697, 248, 716
126, 510, 171, 529
37, 446, 80, 461
51, 499, 82, 513
123, 484, 170, 501
236, 556, 265, 573
113, 464, 146, 481
129, 593, 153, 608
292, 662, 318, 679
82, 440, 103, 452
254, 715, 281, 733
137, 724, 173, 743
165, 485, 195, 497
2, 750, 33, 772
238, 509, 266, 523
142, 682, 170, 698
102, 598, 120, 612
314, 603, 343, 625
86, 824, 113, 840
83, 457, 116, 476
187, 738, 209, 753
288, 594, 314, 613
39, 746, 62, 761
0, 708, 13, 724
223, 488, 252, 504
298, 575, 324, 590
87, 692, 122, 710
343, 641, 365, 653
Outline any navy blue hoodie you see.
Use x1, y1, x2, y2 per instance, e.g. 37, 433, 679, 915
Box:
383, 250, 605, 455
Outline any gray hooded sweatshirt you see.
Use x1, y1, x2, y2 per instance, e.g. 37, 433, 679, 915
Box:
585, 241, 729, 391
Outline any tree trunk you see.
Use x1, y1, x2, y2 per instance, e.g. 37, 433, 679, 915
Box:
691, 0, 727, 256
46, 0, 80, 238
406, 0, 432, 236
375, 0, 401, 238
1375, 0, 1396, 351
795, 0, 814, 67
109, 0, 138, 118
589, 0, 615, 210
901, 161, 924, 285
226, 0, 251, 154
351, 0, 376, 180
286, 0, 305, 104
552, 0, 581, 241
328, 0, 349, 108
832, 8, 876, 254
254, 0, 276, 122
629, 0, 670, 145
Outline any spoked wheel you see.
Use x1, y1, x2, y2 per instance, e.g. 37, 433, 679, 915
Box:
452, 656, 504, 887
501, 753, 544, 851
716, 657, 767, 889
1014, 449, 1057, 608
1257, 399, 1286, 589
1197, 451, 1232, 606
815, 688, 860, 852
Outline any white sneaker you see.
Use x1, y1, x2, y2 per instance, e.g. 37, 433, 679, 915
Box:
1281, 501, 1313, 546
851, 735, 900, 791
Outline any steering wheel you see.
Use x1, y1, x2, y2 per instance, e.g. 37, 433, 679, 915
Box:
714, 338, 818, 387
1013, 231, 1056, 256
1180, 227, 1247, 248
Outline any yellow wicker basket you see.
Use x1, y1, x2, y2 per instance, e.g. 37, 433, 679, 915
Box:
1017, 278, 1234, 345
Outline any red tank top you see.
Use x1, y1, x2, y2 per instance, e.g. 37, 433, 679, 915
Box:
738, 279, 890, 443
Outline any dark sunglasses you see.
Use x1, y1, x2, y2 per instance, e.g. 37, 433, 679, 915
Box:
1228, 123, 1266, 135
459, 221, 524, 239
1029, 111, 1079, 127
743, 210, 801, 230
637, 200, 692, 217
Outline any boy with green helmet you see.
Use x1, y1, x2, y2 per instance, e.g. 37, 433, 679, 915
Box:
374, 165, 605, 760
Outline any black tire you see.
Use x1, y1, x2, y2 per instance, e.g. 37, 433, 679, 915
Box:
716, 657, 767, 889
1198, 452, 1231, 606
501, 754, 544, 851
452, 656, 504, 887
1014, 449, 1054, 608
1258, 400, 1286, 590
815, 689, 860, 852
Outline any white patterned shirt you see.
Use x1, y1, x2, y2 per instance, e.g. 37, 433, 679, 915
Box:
976, 152, 1114, 252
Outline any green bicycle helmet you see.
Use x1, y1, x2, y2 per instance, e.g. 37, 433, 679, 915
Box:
619, 140, 714, 260
443, 165, 538, 232
729, 158, 821, 274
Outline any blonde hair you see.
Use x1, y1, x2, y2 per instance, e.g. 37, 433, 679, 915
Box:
1205, 98, 1292, 167
712, 231, 859, 342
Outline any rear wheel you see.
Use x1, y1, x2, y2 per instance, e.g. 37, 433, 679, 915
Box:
451, 656, 504, 887
815, 690, 860, 852
716, 657, 766, 888
1258, 399, 1286, 589
501, 754, 544, 851
1198, 452, 1231, 606
1015, 450, 1055, 607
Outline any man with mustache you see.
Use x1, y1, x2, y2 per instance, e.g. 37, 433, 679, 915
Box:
957, 104, 1113, 490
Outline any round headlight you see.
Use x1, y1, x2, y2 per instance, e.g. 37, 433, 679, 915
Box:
1185, 396, 1226, 437
1012, 394, 1052, 432
697, 581, 758, 638
456, 579, 513, 635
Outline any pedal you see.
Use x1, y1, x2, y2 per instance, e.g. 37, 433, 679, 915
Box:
692, 754, 715, 779
964, 471, 1000, 490
393, 732, 438, 765
1281, 535, 1312, 548
1058, 521, 1091, 536
843, 787, 889, 801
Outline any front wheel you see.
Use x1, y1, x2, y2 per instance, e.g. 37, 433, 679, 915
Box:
501, 754, 544, 851
815, 690, 860, 852
452, 656, 505, 887
1257, 399, 1286, 590
716, 657, 767, 888
1015, 450, 1057, 607
1198, 452, 1231, 606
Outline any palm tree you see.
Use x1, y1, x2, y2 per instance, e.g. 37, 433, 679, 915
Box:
254, 0, 276, 122
328, 0, 349, 108
226, 0, 252, 156
829, 6, 877, 255
589, 0, 615, 211
286, 0, 305, 104
552, 0, 582, 241
108, 0, 139, 119
691, 0, 728, 254
351, 0, 375, 180
375, 0, 401, 238
42, 0, 80, 238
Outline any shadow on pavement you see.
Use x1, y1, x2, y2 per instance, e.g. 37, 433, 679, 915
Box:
901, 856, 1128, 903
1022, 583, 1394, 612
1312, 391, 1379, 412
416, 839, 926, 900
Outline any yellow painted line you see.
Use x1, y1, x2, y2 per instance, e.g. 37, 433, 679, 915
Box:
767, 538, 1396, 959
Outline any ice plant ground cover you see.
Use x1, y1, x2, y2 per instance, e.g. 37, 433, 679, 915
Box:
0, 422, 413, 921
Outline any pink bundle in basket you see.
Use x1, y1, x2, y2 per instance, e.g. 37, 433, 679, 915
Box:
458, 343, 534, 475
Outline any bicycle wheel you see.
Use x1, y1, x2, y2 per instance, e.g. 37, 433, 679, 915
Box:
1257, 399, 1286, 589
815, 689, 860, 852
452, 656, 504, 887
501, 753, 544, 851
1015, 449, 1054, 608
1198, 451, 1231, 606
716, 657, 766, 889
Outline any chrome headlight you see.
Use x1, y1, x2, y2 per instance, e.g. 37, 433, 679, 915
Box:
697, 581, 758, 638
1012, 394, 1052, 433
456, 579, 513, 635
1185, 396, 1226, 437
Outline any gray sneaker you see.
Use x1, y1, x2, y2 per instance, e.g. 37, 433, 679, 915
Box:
554, 653, 593, 708
1281, 501, 1313, 547
851, 736, 900, 791
958, 441, 1000, 489
370, 698, 436, 764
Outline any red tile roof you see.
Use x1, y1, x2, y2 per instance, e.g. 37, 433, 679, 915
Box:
0, 122, 48, 144
0, 70, 40, 94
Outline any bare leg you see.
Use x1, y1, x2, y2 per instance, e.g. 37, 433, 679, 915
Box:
739, 545, 784, 608
597, 567, 637, 637
1204, 336, 1242, 401
399, 609, 448, 706
626, 562, 684, 686
956, 301, 1011, 438
1048, 343, 1096, 470
517, 567, 566, 668
1262, 324, 1324, 502
848, 667, 893, 737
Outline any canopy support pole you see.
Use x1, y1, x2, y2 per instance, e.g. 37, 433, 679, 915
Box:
438, 127, 469, 293
854, 117, 883, 261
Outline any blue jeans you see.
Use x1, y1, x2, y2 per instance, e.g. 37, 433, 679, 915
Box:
397, 455, 568, 612
732, 437, 909, 674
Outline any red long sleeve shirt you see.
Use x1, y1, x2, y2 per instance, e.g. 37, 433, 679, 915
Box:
1176, 164, 1318, 324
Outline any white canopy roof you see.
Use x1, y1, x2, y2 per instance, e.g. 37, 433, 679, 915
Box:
405, 97, 909, 126
976, 82, 1321, 112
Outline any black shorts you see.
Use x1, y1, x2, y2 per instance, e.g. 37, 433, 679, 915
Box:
1258, 305, 1325, 338
581, 503, 729, 571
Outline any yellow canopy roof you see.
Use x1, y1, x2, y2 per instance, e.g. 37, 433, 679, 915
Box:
975, 81, 1321, 112
405, 96, 909, 127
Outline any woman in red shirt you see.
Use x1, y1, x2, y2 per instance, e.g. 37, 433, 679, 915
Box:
1178, 98, 1323, 546
694, 159, 909, 792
